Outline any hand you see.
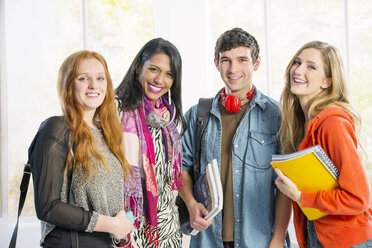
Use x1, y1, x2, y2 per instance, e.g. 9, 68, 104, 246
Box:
110, 210, 135, 240
268, 240, 285, 248
274, 168, 301, 203
187, 199, 213, 231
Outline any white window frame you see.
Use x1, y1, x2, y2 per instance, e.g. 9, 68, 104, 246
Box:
1, 0, 8, 217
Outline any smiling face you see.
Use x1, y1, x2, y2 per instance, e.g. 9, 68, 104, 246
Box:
215, 46, 260, 98
290, 48, 331, 105
73, 58, 107, 116
138, 53, 174, 106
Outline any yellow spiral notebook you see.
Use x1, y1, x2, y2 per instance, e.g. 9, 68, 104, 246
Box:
270, 145, 339, 220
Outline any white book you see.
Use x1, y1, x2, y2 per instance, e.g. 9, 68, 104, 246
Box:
190, 159, 223, 236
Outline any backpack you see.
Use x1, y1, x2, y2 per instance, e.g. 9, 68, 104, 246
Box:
177, 97, 213, 235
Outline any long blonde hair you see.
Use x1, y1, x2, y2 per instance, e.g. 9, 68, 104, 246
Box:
279, 41, 361, 154
57, 50, 132, 177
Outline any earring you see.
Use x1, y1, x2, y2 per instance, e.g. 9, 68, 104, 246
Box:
168, 90, 172, 105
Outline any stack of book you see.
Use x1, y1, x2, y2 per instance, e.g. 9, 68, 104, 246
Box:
188, 159, 223, 236
270, 145, 339, 220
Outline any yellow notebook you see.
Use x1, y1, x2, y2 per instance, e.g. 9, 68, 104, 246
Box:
271, 145, 339, 220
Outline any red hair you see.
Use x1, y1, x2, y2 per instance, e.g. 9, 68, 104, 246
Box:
57, 50, 132, 177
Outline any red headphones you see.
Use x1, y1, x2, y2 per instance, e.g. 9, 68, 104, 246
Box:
221, 85, 255, 113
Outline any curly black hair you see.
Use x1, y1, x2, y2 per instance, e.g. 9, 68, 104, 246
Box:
214, 27, 260, 63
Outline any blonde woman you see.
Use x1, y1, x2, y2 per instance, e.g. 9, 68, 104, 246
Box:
32, 50, 134, 247
275, 41, 372, 248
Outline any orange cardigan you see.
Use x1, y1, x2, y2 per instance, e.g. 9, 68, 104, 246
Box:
293, 107, 372, 248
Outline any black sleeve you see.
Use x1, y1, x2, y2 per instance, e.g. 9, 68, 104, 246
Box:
32, 116, 92, 231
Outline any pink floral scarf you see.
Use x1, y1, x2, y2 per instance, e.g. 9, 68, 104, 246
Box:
121, 95, 182, 246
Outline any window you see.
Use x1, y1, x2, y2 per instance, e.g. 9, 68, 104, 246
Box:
4, 0, 84, 216
349, 0, 372, 183
210, 0, 372, 186
269, 0, 344, 100
2, 0, 372, 219
86, 0, 154, 86
2, 0, 153, 217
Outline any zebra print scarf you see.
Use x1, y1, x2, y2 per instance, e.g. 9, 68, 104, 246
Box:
121, 95, 182, 247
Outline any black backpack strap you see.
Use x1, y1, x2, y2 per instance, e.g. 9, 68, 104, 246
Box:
9, 131, 40, 248
178, 97, 213, 235
193, 97, 213, 180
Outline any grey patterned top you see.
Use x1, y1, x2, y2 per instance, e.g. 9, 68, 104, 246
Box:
71, 128, 124, 232
33, 117, 124, 245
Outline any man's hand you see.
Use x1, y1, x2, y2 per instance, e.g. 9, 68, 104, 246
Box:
179, 170, 213, 232
187, 199, 213, 231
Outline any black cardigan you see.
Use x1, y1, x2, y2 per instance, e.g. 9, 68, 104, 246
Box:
32, 116, 92, 231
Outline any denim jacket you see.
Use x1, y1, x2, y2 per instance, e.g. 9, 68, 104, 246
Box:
182, 89, 290, 248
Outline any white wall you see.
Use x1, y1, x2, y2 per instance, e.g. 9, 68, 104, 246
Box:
153, 1, 213, 246
153, 0, 215, 112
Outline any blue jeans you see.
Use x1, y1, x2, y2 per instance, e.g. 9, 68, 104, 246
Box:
307, 220, 323, 248
307, 220, 372, 248
350, 239, 372, 248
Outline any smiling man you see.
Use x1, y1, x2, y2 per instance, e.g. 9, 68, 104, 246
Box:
179, 28, 292, 248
